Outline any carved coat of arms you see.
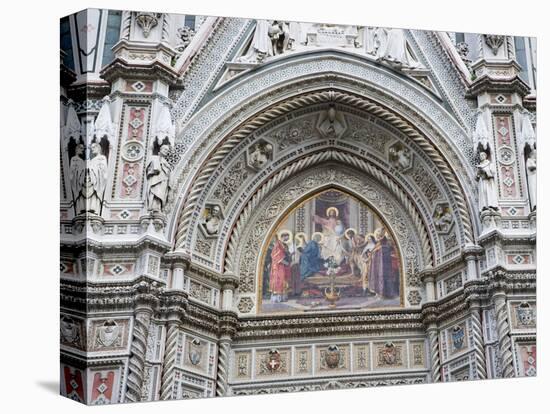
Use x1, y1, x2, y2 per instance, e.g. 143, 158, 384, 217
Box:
381, 342, 398, 365
324, 345, 341, 369
60, 316, 80, 346
516, 303, 536, 328
96, 320, 121, 348
188, 338, 202, 366
451, 325, 465, 351
266, 349, 282, 372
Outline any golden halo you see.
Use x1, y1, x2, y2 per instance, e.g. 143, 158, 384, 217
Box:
326, 206, 339, 217
295, 232, 308, 247
344, 227, 357, 240
311, 232, 325, 243
277, 229, 293, 242
365, 232, 376, 240
374, 227, 386, 239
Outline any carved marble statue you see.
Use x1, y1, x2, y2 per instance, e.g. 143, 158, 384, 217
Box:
476, 150, 499, 212
238, 20, 272, 63
520, 112, 537, 210
248, 142, 273, 169
85, 143, 108, 215
175, 26, 196, 56
203, 205, 222, 235
434, 205, 453, 232
473, 111, 490, 154
81, 97, 113, 215
389, 145, 411, 170
377, 28, 419, 69
146, 144, 172, 213
70, 143, 87, 215
526, 149, 536, 210
364, 27, 387, 58
269, 21, 296, 55
153, 104, 175, 149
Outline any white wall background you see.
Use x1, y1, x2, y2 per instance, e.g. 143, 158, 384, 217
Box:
0, 0, 546, 413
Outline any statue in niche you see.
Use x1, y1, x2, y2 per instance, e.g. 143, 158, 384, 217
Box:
433, 204, 453, 233
520, 111, 537, 210
83, 97, 113, 215
525, 149, 536, 211
202, 205, 223, 236
144, 103, 175, 214
388, 144, 412, 170
476, 149, 499, 212
70, 143, 87, 215
64, 102, 87, 215
145, 144, 172, 213
248, 141, 273, 169
376, 28, 419, 69
85, 142, 109, 215
473, 111, 490, 154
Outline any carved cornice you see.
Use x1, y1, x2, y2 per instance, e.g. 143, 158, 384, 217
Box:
477, 228, 536, 246
219, 310, 239, 337
101, 56, 181, 85
231, 374, 427, 395
234, 311, 424, 341
484, 266, 537, 295
61, 234, 173, 256
67, 80, 112, 102
467, 74, 531, 98
421, 269, 536, 326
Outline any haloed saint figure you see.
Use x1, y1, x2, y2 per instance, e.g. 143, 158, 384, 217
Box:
261, 189, 401, 313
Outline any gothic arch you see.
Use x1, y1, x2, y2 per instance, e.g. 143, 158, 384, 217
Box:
232, 164, 424, 314
167, 88, 477, 266
166, 54, 479, 245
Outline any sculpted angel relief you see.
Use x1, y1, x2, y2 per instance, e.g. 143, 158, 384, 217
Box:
260, 189, 401, 313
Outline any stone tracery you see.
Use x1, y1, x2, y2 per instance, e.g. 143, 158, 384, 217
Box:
59, 11, 536, 404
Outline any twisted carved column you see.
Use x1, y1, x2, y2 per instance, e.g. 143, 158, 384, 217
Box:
427, 327, 442, 382
469, 304, 487, 380
494, 293, 514, 378
158, 287, 187, 401
216, 340, 231, 397
160, 321, 179, 400
125, 309, 152, 402
216, 310, 238, 397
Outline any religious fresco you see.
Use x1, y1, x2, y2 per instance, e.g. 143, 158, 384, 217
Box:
260, 189, 402, 313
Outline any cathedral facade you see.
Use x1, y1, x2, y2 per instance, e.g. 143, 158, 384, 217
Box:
59, 9, 537, 404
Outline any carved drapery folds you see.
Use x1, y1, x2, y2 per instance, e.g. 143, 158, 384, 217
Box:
64, 96, 114, 219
